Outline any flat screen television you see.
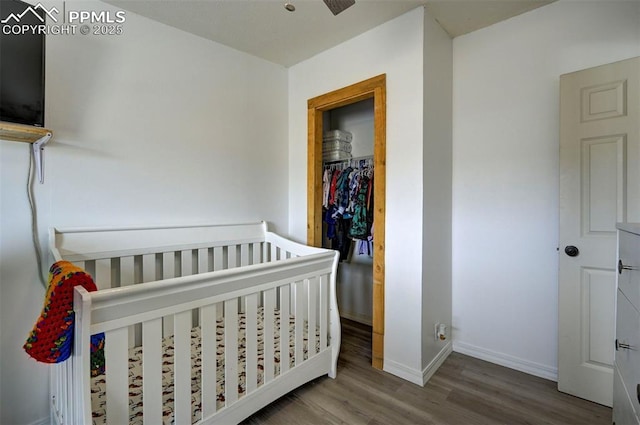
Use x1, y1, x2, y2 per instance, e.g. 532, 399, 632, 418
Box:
0, 0, 46, 127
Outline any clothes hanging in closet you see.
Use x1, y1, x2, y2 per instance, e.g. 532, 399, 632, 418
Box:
322, 159, 374, 261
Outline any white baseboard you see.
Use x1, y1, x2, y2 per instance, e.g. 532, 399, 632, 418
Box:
422, 342, 452, 385
384, 358, 425, 386
453, 340, 558, 382
384, 342, 452, 387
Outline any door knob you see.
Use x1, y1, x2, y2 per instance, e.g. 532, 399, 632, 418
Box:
564, 246, 579, 257
618, 259, 635, 274
616, 339, 635, 351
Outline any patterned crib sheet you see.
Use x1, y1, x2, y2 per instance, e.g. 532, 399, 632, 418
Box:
91, 308, 319, 424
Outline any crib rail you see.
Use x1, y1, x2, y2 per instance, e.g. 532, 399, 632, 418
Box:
88, 253, 335, 331
50, 222, 268, 263
49, 223, 340, 425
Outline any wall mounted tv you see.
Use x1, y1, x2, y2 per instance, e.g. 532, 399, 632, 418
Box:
0, 0, 46, 127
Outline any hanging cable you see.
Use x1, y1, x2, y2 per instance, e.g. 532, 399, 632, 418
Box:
27, 146, 46, 288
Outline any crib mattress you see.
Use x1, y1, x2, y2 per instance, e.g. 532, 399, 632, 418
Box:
91, 309, 318, 424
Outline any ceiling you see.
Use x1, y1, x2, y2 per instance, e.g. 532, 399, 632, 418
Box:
104, 0, 555, 67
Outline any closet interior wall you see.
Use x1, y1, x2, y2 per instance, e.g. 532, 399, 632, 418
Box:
323, 99, 374, 325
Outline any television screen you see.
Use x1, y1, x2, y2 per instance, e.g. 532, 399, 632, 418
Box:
0, 0, 46, 127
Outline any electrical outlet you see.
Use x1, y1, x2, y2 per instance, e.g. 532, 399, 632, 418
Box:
435, 323, 447, 341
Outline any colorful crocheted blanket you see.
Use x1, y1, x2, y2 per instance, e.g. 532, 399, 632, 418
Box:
24, 261, 105, 375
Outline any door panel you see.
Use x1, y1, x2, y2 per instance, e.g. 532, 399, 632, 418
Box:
581, 135, 626, 234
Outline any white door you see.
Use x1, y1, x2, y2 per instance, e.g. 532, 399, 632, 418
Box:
558, 56, 640, 406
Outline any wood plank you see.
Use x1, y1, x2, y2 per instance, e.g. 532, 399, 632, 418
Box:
241, 319, 611, 425
307, 74, 386, 369
371, 81, 386, 371
0, 121, 52, 143
306, 105, 324, 248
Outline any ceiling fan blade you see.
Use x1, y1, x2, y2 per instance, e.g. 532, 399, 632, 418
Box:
323, 0, 355, 16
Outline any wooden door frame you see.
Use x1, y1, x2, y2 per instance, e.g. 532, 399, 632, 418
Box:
307, 74, 386, 369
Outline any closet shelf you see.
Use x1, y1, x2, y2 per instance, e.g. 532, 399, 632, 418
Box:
0, 121, 52, 144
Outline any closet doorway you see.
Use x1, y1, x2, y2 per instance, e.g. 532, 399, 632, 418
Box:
307, 75, 386, 369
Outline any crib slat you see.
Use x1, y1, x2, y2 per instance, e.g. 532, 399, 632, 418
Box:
320, 275, 328, 349
263, 289, 276, 383
110, 257, 121, 288
294, 280, 305, 366
59, 362, 67, 423
245, 294, 258, 393
64, 359, 72, 424
240, 244, 250, 267
156, 253, 163, 280
174, 310, 192, 424
118, 256, 141, 347
198, 248, 208, 274
134, 255, 143, 285
211, 246, 221, 271
308, 277, 318, 357
55, 362, 63, 422
181, 250, 193, 277
163, 252, 175, 278
59, 364, 65, 420
142, 254, 156, 283
105, 327, 129, 425
279, 285, 290, 374
94, 259, 111, 290
57, 362, 65, 422
271, 244, 278, 262
228, 245, 238, 269
120, 256, 135, 286
83, 260, 96, 281
224, 299, 239, 404
143, 318, 163, 424
201, 304, 217, 417
50, 365, 58, 421
252, 242, 262, 265
162, 252, 176, 337
247, 244, 254, 266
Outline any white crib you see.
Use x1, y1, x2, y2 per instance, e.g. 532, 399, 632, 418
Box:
48, 221, 340, 424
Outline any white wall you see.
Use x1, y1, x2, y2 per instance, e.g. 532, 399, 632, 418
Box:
0, 1, 288, 423
452, 0, 640, 380
329, 99, 375, 158
421, 9, 453, 376
288, 8, 428, 380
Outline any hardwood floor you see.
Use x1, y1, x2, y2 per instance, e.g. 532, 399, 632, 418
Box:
242, 319, 611, 425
